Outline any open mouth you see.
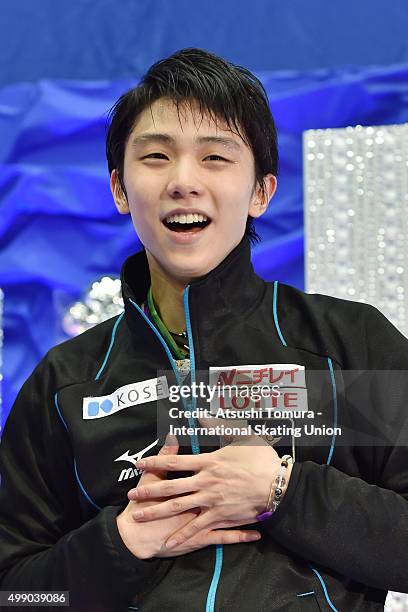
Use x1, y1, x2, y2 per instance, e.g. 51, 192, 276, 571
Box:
163, 213, 211, 233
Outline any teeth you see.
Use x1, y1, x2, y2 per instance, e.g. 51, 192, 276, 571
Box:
165, 213, 209, 224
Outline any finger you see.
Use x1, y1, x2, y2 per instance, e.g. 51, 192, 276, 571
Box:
208, 518, 257, 529
198, 415, 224, 428
203, 529, 262, 546
135, 434, 179, 487
171, 529, 262, 552
128, 474, 199, 501
134, 452, 207, 473
165, 511, 216, 548
198, 415, 248, 445
198, 415, 234, 445
131, 493, 206, 521
160, 433, 179, 451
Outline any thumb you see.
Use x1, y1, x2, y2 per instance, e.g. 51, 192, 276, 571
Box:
198, 415, 247, 446
138, 433, 179, 484
198, 415, 233, 445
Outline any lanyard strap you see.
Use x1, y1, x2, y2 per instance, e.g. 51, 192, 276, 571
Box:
147, 287, 188, 360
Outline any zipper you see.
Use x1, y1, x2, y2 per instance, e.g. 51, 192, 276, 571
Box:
130, 293, 223, 611
182, 286, 200, 454
183, 286, 223, 612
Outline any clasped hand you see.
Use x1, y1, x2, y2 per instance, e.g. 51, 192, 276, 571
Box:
128, 432, 284, 550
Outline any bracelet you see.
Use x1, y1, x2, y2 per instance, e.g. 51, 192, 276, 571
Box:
256, 455, 292, 522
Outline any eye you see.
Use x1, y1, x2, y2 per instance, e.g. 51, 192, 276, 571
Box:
141, 153, 169, 160
204, 154, 229, 162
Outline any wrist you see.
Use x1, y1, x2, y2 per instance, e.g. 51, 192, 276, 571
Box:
281, 462, 293, 498
116, 512, 154, 560
257, 455, 293, 522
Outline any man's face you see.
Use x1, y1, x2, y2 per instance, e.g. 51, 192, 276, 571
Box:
111, 98, 276, 285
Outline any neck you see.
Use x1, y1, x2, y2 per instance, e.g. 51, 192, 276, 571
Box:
146, 252, 186, 333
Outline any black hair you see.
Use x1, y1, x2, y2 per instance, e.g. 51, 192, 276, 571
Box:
106, 48, 278, 244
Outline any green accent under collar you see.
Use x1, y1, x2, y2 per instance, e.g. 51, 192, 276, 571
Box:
147, 287, 188, 360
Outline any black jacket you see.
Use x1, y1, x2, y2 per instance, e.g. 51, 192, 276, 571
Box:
1, 237, 408, 611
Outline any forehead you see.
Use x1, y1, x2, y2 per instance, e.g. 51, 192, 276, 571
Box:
129, 98, 248, 146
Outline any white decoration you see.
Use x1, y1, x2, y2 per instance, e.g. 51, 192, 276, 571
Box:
304, 123, 408, 610
304, 123, 408, 338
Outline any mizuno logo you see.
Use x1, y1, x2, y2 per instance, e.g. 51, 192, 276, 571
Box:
117, 467, 139, 482
115, 439, 159, 482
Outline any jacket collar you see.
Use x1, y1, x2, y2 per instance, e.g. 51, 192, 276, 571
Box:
121, 236, 266, 328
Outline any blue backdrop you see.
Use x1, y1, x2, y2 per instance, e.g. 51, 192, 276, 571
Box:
2, 64, 408, 427
1, 0, 408, 83
2, 0, 408, 426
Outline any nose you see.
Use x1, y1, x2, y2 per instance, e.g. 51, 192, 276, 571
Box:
166, 160, 204, 200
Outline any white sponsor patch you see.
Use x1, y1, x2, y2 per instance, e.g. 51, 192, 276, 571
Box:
208, 364, 308, 413
83, 376, 168, 419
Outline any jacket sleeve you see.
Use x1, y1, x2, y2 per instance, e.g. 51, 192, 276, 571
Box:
266, 304, 408, 593
0, 356, 161, 611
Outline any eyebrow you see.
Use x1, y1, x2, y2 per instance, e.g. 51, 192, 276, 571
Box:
131, 133, 242, 151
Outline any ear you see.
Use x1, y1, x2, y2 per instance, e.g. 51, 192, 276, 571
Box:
110, 170, 129, 214
248, 174, 277, 219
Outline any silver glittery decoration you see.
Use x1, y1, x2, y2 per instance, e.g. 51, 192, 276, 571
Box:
305, 124, 408, 610
305, 123, 408, 338
63, 277, 123, 336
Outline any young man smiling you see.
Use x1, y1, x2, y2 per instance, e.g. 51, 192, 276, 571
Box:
110, 95, 276, 336
1, 48, 408, 612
